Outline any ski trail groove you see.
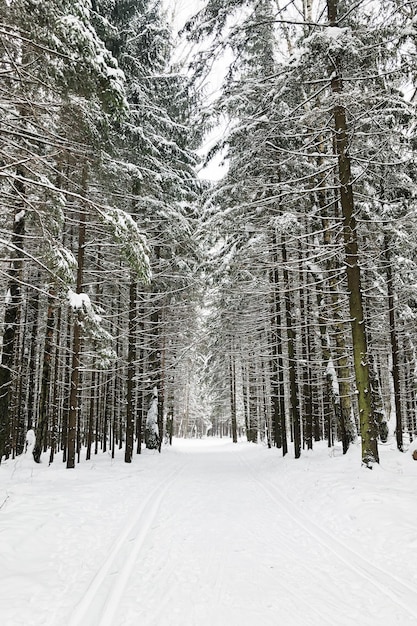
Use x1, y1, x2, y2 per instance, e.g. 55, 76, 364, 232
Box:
238, 453, 417, 621
68, 463, 184, 626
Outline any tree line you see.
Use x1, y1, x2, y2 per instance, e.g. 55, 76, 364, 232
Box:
0, 0, 202, 467
1, 0, 416, 468
189, 0, 417, 466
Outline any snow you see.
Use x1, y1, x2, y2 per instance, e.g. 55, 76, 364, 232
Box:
325, 26, 347, 40
326, 357, 340, 397
99, 207, 151, 283
1, 438, 417, 625
68, 288, 91, 311
146, 388, 158, 429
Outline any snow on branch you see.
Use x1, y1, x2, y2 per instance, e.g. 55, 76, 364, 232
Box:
68, 289, 116, 368
272, 212, 301, 234
45, 243, 77, 287
98, 206, 152, 283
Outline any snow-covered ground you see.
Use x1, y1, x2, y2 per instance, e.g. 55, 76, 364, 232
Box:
1, 438, 417, 625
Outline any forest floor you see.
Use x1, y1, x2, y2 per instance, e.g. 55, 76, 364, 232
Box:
1, 437, 417, 626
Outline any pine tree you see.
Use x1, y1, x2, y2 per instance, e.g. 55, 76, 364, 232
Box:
0, 0, 152, 463
186, 0, 414, 461
94, 0, 201, 455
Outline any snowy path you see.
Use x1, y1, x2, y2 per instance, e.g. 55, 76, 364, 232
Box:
66, 442, 417, 626
2, 439, 417, 625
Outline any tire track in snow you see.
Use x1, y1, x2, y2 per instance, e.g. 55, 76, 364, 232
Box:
238, 453, 417, 622
68, 463, 184, 626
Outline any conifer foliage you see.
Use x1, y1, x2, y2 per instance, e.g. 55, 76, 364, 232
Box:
187, 0, 417, 463
0, 0, 201, 464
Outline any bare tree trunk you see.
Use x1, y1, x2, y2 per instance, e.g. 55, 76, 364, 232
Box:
270, 232, 287, 454
11, 317, 24, 459
136, 294, 145, 454
229, 340, 238, 443
403, 337, 417, 441
33, 293, 55, 462
242, 359, 250, 440
125, 279, 137, 462
61, 310, 71, 462
145, 287, 162, 450
248, 357, 258, 443
86, 368, 96, 461
67, 163, 88, 469
261, 355, 272, 448
384, 235, 403, 451
282, 239, 301, 458
158, 325, 166, 451
0, 173, 25, 461
314, 127, 354, 453
299, 247, 313, 450
26, 278, 41, 435
48, 307, 62, 465
166, 367, 174, 445
327, 0, 378, 465
94, 371, 102, 455
303, 312, 314, 451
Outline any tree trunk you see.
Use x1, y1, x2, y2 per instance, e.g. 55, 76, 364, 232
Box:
49, 307, 62, 465
61, 310, 72, 463
299, 248, 313, 450
26, 278, 41, 436
314, 130, 355, 453
282, 239, 301, 458
125, 279, 137, 462
229, 342, 238, 443
86, 368, 96, 461
0, 173, 25, 461
248, 358, 258, 443
327, 0, 379, 465
136, 294, 145, 454
261, 355, 271, 448
242, 360, 250, 441
145, 289, 162, 450
67, 164, 88, 469
33, 293, 55, 462
158, 327, 166, 451
384, 235, 403, 451
270, 232, 287, 455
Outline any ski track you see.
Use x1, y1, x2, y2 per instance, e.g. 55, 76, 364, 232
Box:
98, 447, 387, 625
6, 441, 417, 626
238, 452, 417, 623
68, 463, 184, 626
68, 444, 417, 625
133, 466, 333, 626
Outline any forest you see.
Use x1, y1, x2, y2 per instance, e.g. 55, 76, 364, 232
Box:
0, 0, 416, 469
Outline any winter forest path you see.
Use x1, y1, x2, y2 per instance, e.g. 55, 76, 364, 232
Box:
2, 439, 417, 626
69, 441, 416, 626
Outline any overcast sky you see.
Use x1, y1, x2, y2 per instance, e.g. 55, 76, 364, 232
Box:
161, 0, 228, 182
162, 0, 205, 32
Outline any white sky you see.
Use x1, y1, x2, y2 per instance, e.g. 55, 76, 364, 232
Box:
162, 0, 229, 182
162, 0, 206, 32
